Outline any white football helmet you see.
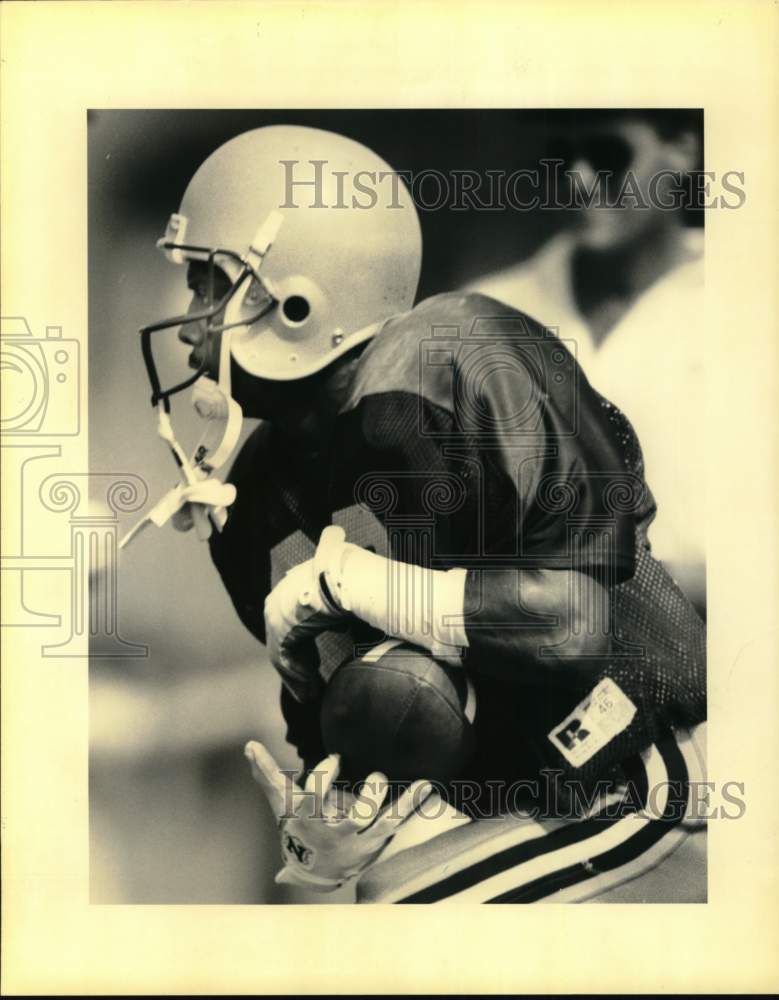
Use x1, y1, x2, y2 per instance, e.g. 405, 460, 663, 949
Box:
124, 126, 421, 549
142, 124, 422, 400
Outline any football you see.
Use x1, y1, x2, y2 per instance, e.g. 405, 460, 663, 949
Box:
320, 639, 476, 784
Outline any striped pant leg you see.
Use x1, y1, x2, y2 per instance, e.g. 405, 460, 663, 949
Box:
356, 724, 706, 904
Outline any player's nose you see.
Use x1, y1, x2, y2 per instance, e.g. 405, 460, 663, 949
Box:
178, 322, 204, 347
178, 299, 206, 347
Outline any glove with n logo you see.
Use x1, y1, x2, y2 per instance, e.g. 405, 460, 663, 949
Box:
244, 741, 431, 892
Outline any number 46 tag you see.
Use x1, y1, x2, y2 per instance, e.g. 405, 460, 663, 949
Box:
548, 677, 637, 767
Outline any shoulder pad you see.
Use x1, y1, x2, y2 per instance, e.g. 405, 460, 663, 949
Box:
341, 292, 548, 415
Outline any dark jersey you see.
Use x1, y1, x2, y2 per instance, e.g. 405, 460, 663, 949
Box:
209, 292, 706, 810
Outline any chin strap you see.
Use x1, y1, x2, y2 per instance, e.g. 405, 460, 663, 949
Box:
188, 324, 244, 527
119, 328, 243, 550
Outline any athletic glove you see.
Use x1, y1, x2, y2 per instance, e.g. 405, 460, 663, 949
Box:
245, 741, 431, 892
263, 526, 349, 702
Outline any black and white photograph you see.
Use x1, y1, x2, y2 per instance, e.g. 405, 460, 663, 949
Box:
2, 2, 777, 994
89, 108, 709, 905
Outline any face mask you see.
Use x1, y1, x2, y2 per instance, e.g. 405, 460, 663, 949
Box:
120, 212, 283, 549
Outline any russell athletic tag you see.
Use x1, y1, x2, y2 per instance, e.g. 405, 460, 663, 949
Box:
548, 677, 637, 767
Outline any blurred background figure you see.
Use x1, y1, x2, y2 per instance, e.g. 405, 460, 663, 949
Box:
470, 110, 705, 614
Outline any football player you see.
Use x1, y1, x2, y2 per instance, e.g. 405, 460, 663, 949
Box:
124, 125, 707, 901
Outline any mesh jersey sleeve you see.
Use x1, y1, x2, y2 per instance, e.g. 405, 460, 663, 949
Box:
439, 311, 705, 790
410, 304, 657, 682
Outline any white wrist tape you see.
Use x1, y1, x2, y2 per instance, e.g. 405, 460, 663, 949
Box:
323, 540, 468, 658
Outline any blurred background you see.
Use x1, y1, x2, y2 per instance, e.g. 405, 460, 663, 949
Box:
89, 109, 704, 903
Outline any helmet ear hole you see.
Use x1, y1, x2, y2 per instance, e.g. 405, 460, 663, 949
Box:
281, 295, 310, 325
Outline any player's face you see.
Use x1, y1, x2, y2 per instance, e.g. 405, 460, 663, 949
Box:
177, 260, 317, 423
558, 119, 698, 250
177, 261, 232, 381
